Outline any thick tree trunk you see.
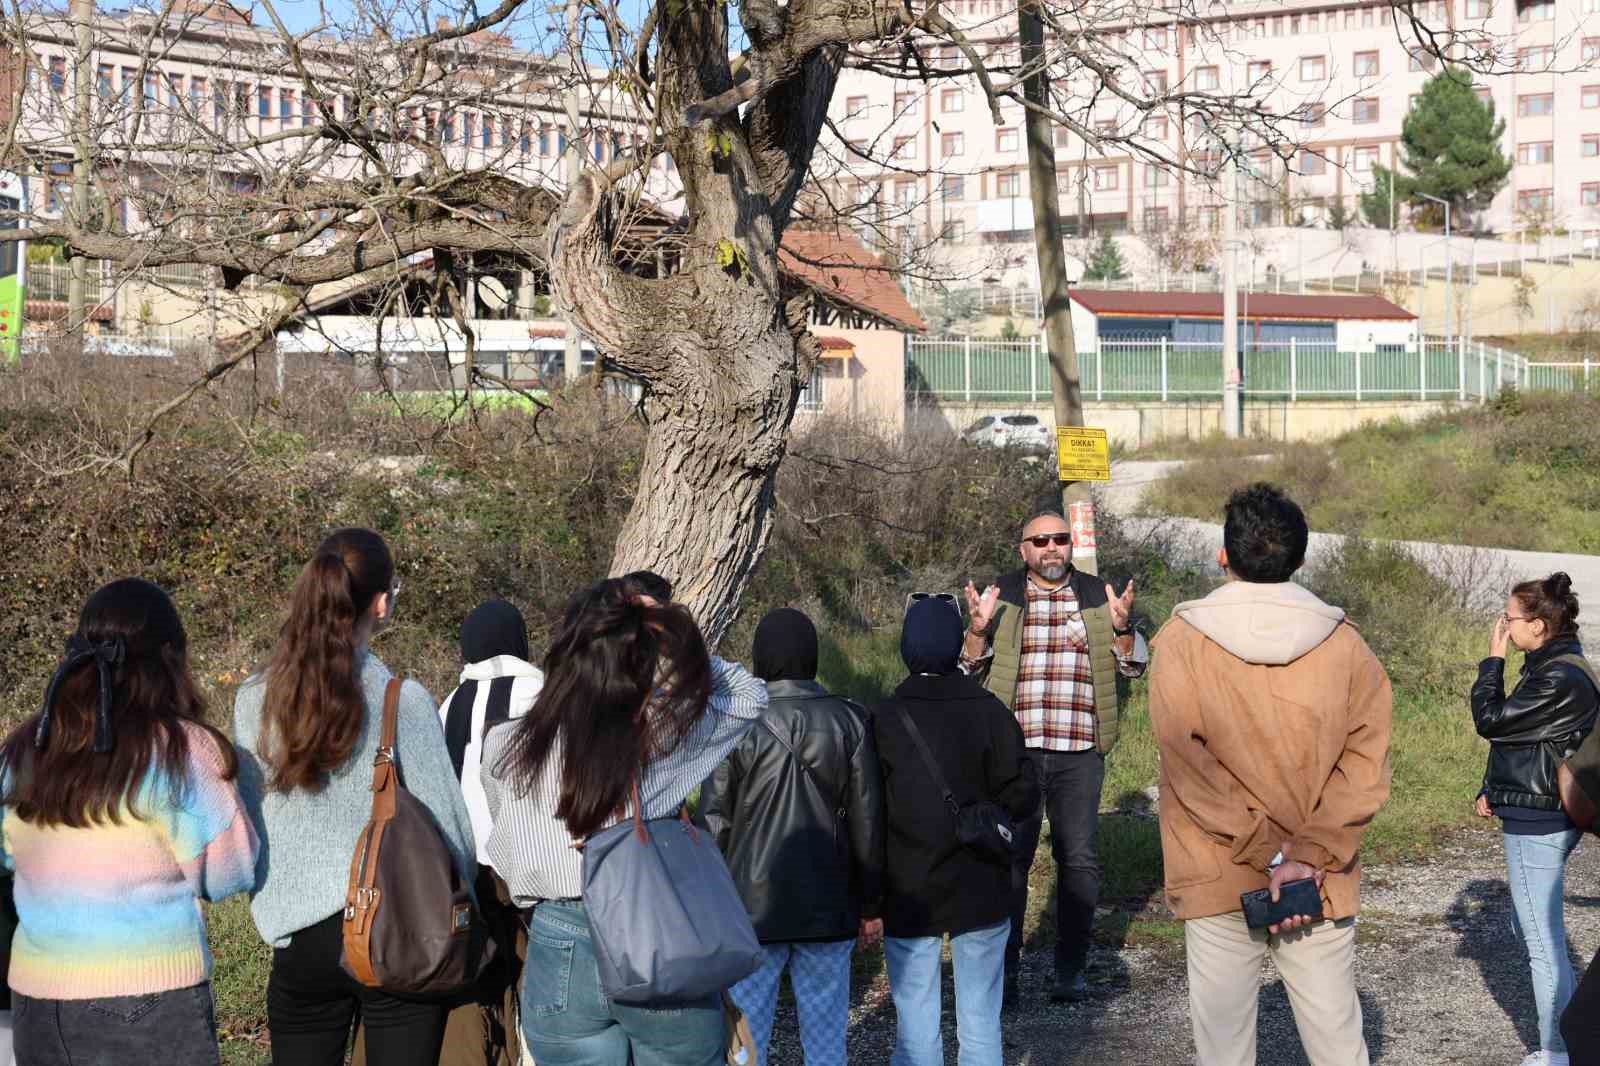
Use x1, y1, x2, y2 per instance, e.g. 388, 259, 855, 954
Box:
608, 326, 800, 645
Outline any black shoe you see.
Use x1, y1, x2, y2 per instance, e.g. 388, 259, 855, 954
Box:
1049, 972, 1088, 1003
1002, 974, 1020, 1010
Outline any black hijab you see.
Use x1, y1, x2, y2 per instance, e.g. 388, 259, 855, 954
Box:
752, 608, 819, 683
460, 598, 531, 664
901, 597, 963, 675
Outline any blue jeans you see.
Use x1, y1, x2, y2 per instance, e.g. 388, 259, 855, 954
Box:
884, 919, 1009, 1066
1504, 827, 1583, 1054
14, 983, 220, 1066
729, 940, 852, 1066
520, 900, 726, 1066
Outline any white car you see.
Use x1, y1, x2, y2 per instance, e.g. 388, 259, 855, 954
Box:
961, 413, 1053, 454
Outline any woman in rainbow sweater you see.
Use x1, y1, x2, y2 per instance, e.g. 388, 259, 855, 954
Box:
0, 578, 259, 1065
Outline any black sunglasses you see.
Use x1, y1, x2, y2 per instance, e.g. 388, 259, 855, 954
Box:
1024, 533, 1073, 548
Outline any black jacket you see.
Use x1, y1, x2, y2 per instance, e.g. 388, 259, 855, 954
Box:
1472, 638, 1600, 811
702, 679, 885, 943
871, 672, 1039, 939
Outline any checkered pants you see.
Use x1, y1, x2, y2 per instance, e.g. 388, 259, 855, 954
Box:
728, 940, 854, 1066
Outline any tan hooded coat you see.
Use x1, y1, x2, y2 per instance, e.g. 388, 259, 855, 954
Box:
1149, 581, 1394, 921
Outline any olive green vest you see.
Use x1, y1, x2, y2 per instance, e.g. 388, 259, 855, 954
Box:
980, 586, 1121, 755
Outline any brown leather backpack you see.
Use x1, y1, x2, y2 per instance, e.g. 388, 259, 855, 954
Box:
341, 677, 496, 996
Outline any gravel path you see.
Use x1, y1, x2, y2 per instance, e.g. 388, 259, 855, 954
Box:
768, 829, 1600, 1064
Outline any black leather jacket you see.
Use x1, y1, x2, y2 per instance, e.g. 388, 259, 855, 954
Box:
1472, 638, 1599, 811
701, 679, 885, 942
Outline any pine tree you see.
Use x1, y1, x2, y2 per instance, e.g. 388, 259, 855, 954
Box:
1358, 67, 1510, 230
1082, 233, 1127, 281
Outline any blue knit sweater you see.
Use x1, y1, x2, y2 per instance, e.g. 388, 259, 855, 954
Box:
233, 652, 477, 947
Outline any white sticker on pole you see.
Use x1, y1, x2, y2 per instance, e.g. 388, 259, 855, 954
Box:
1069, 500, 1097, 551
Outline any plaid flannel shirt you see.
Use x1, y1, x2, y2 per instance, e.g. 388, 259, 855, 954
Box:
1013, 578, 1147, 752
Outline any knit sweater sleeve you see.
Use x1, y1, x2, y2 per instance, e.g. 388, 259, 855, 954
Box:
168, 723, 260, 903
395, 679, 479, 888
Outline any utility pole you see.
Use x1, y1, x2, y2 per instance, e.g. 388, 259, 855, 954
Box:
68, 0, 92, 333
1222, 157, 1240, 438
561, 0, 583, 384
1019, 0, 1096, 574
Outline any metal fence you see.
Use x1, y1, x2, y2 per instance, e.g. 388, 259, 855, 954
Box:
906, 336, 1532, 404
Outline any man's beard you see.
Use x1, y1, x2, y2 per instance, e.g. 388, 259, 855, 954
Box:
1035, 559, 1069, 581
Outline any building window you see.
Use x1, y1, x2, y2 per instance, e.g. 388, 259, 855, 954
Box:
943, 175, 965, 200
894, 91, 918, 116
1409, 48, 1436, 71
997, 171, 1022, 197
462, 113, 476, 147
1144, 166, 1169, 187
1247, 60, 1272, 82
1093, 165, 1118, 191
996, 127, 1018, 152
1249, 201, 1275, 225
1143, 26, 1168, 49
1195, 65, 1219, 91
1518, 188, 1554, 212
1584, 135, 1600, 157
1143, 115, 1168, 139
1466, 0, 1491, 15
1518, 141, 1554, 164
1520, 93, 1555, 116
1585, 86, 1600, 109
258, 85, 271, 118
1300, 56, 1326, 81
844, 95, 868, 119
1353, 51, 1380, 77
942, 219, 967, 242
280, 88, 294, 120
1300, 150, 1327, 175
1362, 6, 1375, 24
895, 180, 916, 206
941, 88, 963, 113
1584, 38, 1600, 63
1054, 127, 1069, 147
941, 131, 963, 156
1517, 0, 1554, 22
1353, 98, 1380, 124
1353, 145, 1379, 172
1301, 103, 1326, 127
892, 135, 915, 160
1143, 206, 1169, 232
1519, 45, 1555, 69
1583, 183, 1600, 207
1144, 70, 1169, 93
483, 116, 494, 148
48, 56, 65, 93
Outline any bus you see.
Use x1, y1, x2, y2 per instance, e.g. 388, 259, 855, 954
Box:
0, 170, 25, 363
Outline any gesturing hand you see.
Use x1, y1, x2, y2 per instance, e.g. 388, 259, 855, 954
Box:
1106, 578, 1136, 632
964, 581, 1000, 634
1266, 859, 1325, 936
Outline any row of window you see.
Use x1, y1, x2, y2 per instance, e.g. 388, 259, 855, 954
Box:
45, 56, 648, 162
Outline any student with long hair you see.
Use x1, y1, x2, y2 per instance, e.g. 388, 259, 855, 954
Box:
481, 577, 767, 1066
233, 528, 477, 1066
1, 578, 258, 1066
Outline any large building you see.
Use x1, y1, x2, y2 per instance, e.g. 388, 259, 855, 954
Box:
829, 0, 1600, 259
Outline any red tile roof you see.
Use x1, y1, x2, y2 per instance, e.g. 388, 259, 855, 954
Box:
1069, 289, 1416, 322
779, 229, 928, 333
816, 335, 855, 350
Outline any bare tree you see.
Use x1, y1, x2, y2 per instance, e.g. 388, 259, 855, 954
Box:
0, 0, 1529, 638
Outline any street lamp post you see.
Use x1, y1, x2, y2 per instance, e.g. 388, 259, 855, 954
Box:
1417, 192, 1452, 356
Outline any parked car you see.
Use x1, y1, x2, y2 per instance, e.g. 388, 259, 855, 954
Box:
961, 413, 1053, 454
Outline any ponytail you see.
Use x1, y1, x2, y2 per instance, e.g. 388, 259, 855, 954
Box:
1511, 571, 1580, 641
261, 529, 393, 793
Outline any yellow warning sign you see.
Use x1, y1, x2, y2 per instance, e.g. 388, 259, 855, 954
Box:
1056, 426, 1111, 482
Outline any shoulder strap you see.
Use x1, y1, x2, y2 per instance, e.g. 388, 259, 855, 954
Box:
1553, 654, 1600, 698
372, 677, 402, 818
890, 704, 960, 816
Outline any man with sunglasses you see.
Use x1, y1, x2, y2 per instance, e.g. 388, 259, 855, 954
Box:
960, 510, 1147, 1007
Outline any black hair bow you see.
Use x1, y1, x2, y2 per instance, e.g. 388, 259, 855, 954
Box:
36, 634, 126, 753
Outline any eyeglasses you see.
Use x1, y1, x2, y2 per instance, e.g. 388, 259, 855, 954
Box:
1024, 533, 1073, 548
906, 592, 961, 616
1501, 612, 1533, 624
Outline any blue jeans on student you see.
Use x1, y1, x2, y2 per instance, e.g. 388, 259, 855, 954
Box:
729, 940, 853, 1066
519, 900, 726, 1066
884, 918, 1009, 1066
14, 982, 221, 1066
1504, 827, 1583, 1054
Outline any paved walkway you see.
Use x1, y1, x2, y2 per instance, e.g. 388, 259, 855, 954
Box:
1105, 460, 1600, 644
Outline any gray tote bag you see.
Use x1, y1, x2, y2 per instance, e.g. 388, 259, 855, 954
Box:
580, 785, 762, 1005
